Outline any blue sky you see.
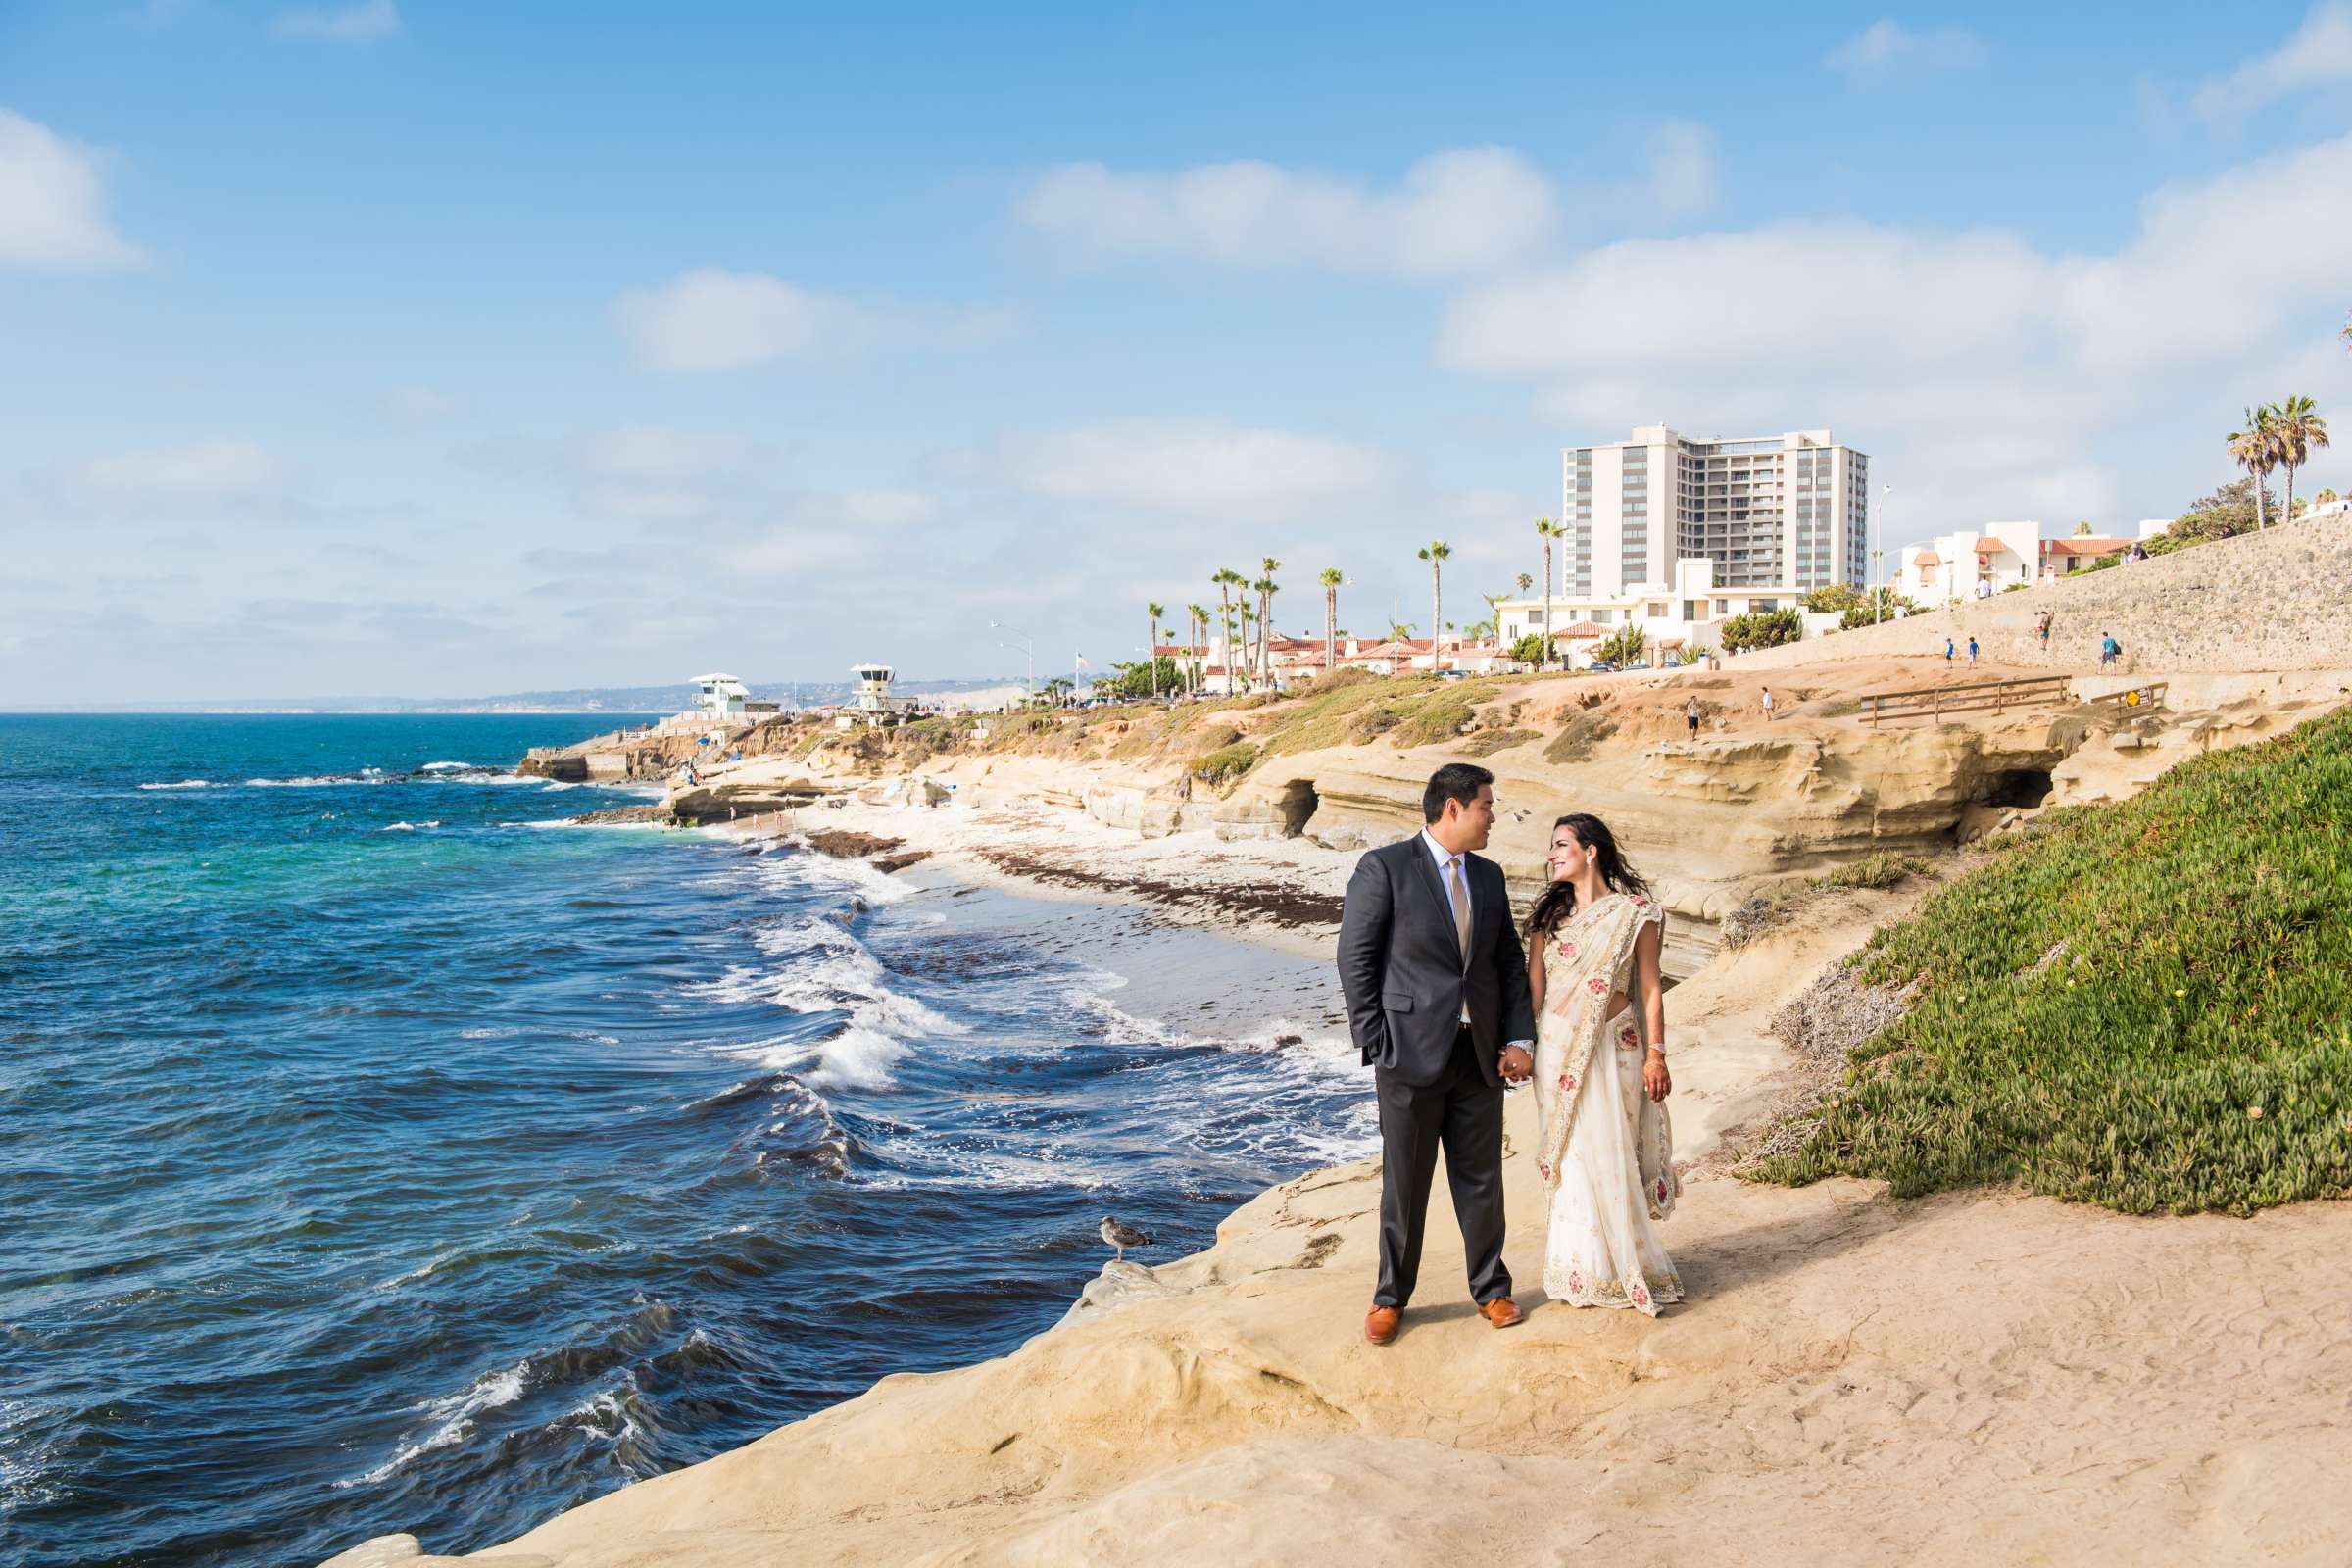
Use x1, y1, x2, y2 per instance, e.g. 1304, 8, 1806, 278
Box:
3, 0, 2348, 703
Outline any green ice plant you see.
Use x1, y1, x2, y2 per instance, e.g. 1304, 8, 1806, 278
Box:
1752, 704, 2352, 1215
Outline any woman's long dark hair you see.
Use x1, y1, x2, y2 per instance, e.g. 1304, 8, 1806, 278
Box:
1525, 812, 1651, 936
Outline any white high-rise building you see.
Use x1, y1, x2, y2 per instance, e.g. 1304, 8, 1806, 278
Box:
1563, 425, 1869, 598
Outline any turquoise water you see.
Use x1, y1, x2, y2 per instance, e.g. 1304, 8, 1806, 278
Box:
0, 715, 1367, 1567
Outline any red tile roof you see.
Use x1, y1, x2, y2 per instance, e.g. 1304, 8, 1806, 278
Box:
1913, 549, 1940, 565
1556, 621, 1611, 638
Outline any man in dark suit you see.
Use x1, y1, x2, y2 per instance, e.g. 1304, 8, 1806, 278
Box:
1339, 762, 1537, 1345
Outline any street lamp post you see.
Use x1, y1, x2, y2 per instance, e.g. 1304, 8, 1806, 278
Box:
991, 620, 1035, 703
1875, 482, 1892, 625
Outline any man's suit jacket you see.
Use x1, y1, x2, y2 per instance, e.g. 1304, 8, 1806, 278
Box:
1338, 835, 1537, 1088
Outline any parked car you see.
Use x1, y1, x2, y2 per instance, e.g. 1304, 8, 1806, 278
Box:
1433, 668, 1469, 682
1585, 660, 1618, 674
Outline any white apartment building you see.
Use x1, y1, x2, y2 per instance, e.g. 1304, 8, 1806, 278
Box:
1564, 425, 1869, 600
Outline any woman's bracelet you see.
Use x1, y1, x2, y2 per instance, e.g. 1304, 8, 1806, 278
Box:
1646, 1043, 1667, 1057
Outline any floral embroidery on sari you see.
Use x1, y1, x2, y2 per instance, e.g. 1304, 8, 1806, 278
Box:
1534, 891, 1682, 1315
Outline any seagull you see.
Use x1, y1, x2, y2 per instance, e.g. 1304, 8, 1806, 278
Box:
1100, 1216, 1152, 1263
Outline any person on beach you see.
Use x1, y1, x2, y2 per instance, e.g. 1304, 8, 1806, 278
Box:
1685, 696, 1700, 742
1339, 762, 1537, 1346
2036, 610, 2053, 648
1968, 636, 1980, 668
1944, 637, 1955, 662
1525, 813, 1679, 1314
2099, 632, 2121, 669
1760, 686, 1776, 723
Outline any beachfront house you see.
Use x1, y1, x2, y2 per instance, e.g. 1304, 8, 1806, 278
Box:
1492, 559, 1790, 668
2037, 534, 2136, 578
1896, 522, 2040, 608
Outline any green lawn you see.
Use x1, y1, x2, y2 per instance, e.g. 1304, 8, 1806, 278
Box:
1750, 704, 2352, 1215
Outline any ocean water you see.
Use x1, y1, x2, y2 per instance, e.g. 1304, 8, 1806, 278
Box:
0, 714, 1370, 1568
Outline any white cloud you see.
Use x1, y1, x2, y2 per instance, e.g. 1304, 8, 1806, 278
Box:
273, 0, 400, 44
81, 440, 278, 493
1016, 147, 1556, 279
999, 418, 1396, 520
0, 110, 143, 272
613, 270, 870, 373
382, 386, 453, 424
839, 488, 937, 527
1436, 132, 2352, 544
612, 269, 1010, 374
1647, 121, 1720, 219
1826, 21, 1987, 82
722, 527, 881, 577
2192, 2, 2352, 122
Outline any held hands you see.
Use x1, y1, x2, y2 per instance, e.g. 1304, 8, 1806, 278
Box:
1643, 1049, 1672, 1102
1497, 1045, 1534, 1085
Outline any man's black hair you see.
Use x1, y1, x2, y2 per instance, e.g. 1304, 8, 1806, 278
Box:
1422, 761, 1494, 823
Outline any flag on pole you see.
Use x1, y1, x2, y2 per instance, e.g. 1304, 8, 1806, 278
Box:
1074, 654, 1091, 670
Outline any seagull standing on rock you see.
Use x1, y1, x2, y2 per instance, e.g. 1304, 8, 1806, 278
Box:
1100, 1216, 1152, 1264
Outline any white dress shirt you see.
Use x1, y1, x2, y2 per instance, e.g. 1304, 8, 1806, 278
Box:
1418, 828, 1531, 1054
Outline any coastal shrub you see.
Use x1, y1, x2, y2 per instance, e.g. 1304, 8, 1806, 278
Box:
1254, 671, 1433, 757
1721, 608, 1803, 653
1749, 704, 2352, 1215
1544, 707, 1618, 764
1809, 852, 1934, 891
1191, 742, 1259, 786
1839, 590, 1918, 629
1387, 684, 1494, 749
1348, 705, 1402, 742
1461, 727, 1537, 757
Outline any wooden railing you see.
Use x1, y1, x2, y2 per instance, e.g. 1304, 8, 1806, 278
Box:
1865, 673, 2074, 725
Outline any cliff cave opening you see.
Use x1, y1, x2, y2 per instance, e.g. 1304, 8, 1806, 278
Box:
1276, 778, 1320, 837
1984, 767, 2055, 809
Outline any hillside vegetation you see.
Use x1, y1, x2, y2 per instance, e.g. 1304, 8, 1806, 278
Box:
1753, 705, 2352, 1215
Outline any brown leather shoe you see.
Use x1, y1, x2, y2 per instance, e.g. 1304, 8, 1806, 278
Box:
1479, 1296, 1524, 1328
1364, 1305, 1401, 1345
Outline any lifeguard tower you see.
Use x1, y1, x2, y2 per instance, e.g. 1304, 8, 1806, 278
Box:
850, 662, 907, 725
691, 672, 750, 719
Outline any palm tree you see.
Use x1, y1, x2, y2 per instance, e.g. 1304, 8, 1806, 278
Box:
1257, 557, 1282, 686
1318, 567, 1343, 674
1185, 603, 1210, 694
1211, 568, 1244, 694
1237, 601, 1256, 688
1145, 602, 1166, 698
2270, 395, 2330, 523
1417, 539, 1451, 672
1534, 516, 1564, 670
2229, 406, 2278, 529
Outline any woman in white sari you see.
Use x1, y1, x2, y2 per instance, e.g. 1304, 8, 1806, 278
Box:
1526, 812, 1682, 1315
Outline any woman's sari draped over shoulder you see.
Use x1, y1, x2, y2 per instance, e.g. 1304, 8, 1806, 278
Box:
1532, 891, 1681, 1314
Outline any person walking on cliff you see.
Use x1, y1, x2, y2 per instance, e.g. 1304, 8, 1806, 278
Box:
1525, 813, 1679, 1314
1760, 686, 1776, 723
2099, 632, 2121, 670
1339, 762, 1537, 1346
1944, 637, 1955, 662
2036, 610, 2053, 649
1967, 636, 1980, 668
1684, 695, 1700, 742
